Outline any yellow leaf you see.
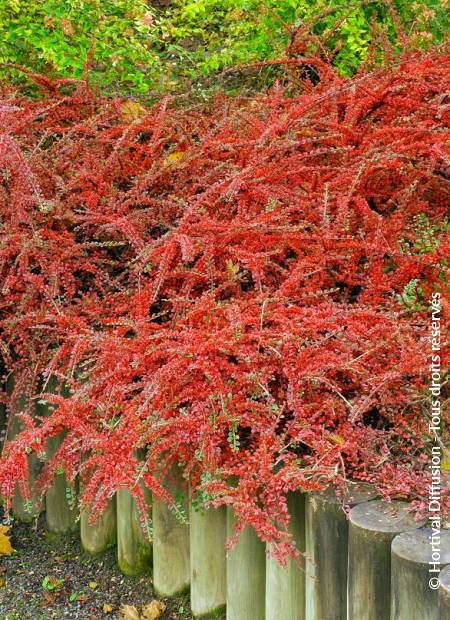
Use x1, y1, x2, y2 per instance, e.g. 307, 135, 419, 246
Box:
142, 600, 166, 620
163, 150, 184, 169
120, 100, 147, 123
442, 450, 450, 471
392, 493, 408, 500
296, 128, 314, 137
88, 581, 98, 589
0, 525, 14, 555
330, 433, 345, 445
225, 259, 240, 279
103, 603, 113, 614
118, 605, 141, 620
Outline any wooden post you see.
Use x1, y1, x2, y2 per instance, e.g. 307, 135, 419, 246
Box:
0, 400, 6, 449
266, 492, 305, 620
190, 504, 226, 618
34, 380, 78, 534
4, 374, 41, 522
348, 500, 426, 620
226, 507, 265, 620
0, 399, 6, 504
117, 486, 152, 576
153, 464, 190, 597
80, 497, 117, 555
305, 483, 377, 620
391, 529, 450, 620
45, 432, 78, 533
439, 565, 450, 620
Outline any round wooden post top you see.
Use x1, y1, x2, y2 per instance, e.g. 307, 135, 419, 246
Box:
349, 500, 425, 532
392, 529, 450, 565
314, 481, 377, 505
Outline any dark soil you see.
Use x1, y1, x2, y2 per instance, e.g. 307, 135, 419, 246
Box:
0, 514, 196, 620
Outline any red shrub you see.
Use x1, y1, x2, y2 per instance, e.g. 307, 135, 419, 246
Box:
0, 51, 448, 556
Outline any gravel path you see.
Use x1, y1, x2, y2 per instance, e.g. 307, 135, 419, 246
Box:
0, 513, 197, 620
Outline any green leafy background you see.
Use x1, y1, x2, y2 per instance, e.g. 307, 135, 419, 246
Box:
0, 0, 448, 95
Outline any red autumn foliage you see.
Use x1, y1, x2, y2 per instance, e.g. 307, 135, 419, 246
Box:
0, 50, 449, 557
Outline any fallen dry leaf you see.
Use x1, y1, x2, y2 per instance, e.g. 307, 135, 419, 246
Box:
163, 151, 184, 168
120, 101, 147, 123
329, 433, 345, 445
142, 600, 166, 620
118, 604, 141, 620
0, 525, 14, 555
76, 593, 89, 604
42, 590, 59, 605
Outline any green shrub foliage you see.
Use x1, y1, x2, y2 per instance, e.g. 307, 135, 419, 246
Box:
0, 0, 447, 94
